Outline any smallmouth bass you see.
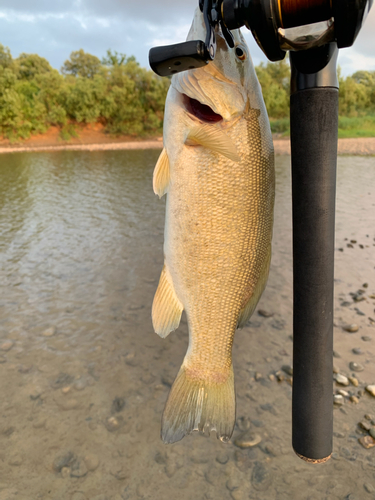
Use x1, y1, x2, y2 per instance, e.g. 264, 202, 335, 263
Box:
152, 8, 275, 444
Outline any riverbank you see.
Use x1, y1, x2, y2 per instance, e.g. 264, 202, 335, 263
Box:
1, 128, 375, 155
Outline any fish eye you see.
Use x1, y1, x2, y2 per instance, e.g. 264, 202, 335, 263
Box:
235, 46, 246, 61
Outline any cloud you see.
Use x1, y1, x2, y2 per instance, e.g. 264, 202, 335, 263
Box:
0, 1, 374, 75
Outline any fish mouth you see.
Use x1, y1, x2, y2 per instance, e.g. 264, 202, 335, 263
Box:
182, 94, 223, 124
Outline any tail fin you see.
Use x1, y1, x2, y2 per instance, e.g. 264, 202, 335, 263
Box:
161, 364, 235, 444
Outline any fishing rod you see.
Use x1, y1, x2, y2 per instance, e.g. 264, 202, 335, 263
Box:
149, 0, 373, 463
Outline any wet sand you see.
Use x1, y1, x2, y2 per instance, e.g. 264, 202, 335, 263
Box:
0, 151, 374, 500
0, 137, 375, 155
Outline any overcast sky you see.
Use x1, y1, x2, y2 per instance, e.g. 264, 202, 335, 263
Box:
0, 0, 374, 76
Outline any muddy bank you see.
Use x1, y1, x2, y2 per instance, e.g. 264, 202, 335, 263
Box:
0, 135, 375, 155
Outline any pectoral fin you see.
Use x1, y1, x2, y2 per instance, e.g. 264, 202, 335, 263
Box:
152, 265, 183, 338
186, 125, 240, 162
153, 148, 170, 198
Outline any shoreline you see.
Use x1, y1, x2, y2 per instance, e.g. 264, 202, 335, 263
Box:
0, 137, 375, 155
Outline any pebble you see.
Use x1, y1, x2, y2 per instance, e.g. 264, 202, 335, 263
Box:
0, 340, 14, 351
333, 350, 341, 358
216, 452, 229, 465
61, 467, 70, 478
337, 390, 349, 397
349, 362, 364, 372
251, 462, 272, 491
110, 466, 129, 480
333, 366, 339, 374
254, 372, 263, 381
70, 460, 88, 478
352, 347, 363, 355
84, 453, 100, 471
359, 420, 372, 431
275, 371, 284, 382
350, 396, 359, 404
258, 309, 274, 318
333, 395, 344, 406
369, 428, 375, 439
358, 435, 375, 449
282, 365, 293, 376
226, 477, 241, 491
62, 386, 71, 394
362, 336, 372, 341
53, 451, 76, 472
234, 431, 262, 448
348, 376, 359, 387
336, 374, 349, 386
42, 327, 55, 337
364, 483, 375, 494
33, 418, 47, 429
365, 385, 375, 397
268, 374, 275, 381
343, 324, 359, 333
105, 416, 121, 432
111, 397, 126, 413
124, 352, 137, 367
74, 379, 87, 391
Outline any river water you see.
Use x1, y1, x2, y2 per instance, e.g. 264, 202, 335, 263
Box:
0, 150, 374, 500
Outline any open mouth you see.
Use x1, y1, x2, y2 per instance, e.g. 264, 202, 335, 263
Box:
182, 94, 223, 124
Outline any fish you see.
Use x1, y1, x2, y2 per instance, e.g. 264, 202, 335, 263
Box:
151, 8, 275, 444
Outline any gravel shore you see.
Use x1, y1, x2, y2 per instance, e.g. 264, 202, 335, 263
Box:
0, 137, 374, 155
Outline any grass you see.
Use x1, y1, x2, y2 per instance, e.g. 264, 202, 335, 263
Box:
270, 115, 375, 139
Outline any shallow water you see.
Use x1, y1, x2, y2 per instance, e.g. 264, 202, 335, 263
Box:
0, 151, 374, 500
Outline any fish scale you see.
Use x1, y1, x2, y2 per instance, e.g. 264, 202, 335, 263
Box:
151, 8, 274, 444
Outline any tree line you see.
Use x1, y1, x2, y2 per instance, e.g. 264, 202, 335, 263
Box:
0, 44, 374, 141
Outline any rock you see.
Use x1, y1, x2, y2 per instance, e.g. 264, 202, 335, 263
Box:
350, 396, 359, 404
333, 366, 339, 374
364, 483, 375, 494
358, 435, 375, 449
74, 379, 87, 391
226, 477, 241, 491
61, 467, 70, 478
349, 362, 364, 372
361, 335, 372, 342
105, 416, 122, 432
333, 395, 344, 406
84, 453, 100, 471
366, 385, 375, 397
348, 376, 359, 387
337, 390, 349, 397
110, 466, 129, 480
335, 374, 349, 386
236, 416, 251, 432
268, 374, 275, 381
53, 451, 76, 472
251, 462, 271, 491
234, 431, 262, 448
282, 365, 293, 376
359, 420, 372, 431
343, 324, 359, 333
369, 428, 375, 439
111, 397, 125, 413
123, 352, 137, 367
62, 386, 71, 394
254, 372, 263, 381
33, 418, 47, 429
0, 340, 14, 351
70, 460, 88, 478
216, 452, 229, 464
352, 348, 363, 355
333, 350, 341, 358
258, 309, 274, 318
364, 413, 373, 420
42, 327, 55, 337
275, 371, 284, 382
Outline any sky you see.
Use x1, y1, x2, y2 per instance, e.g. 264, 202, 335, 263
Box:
0, 0, 375, 77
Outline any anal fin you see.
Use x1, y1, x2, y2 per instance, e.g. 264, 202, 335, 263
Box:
152, 265, 183, 338
153, 148, 170, 198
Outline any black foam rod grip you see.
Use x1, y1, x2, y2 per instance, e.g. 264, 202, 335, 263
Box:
290, 88, 338, 463
149, 40, 208, 77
